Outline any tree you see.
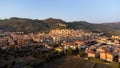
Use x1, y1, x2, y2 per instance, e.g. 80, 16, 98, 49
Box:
79, 51, 85, 57
7, 45, 15, 51
7, 64, 12, 68
37, 55, 46, 64
66, 48, 73, 56
72, 47, 79, 55
7, 61, 15, 68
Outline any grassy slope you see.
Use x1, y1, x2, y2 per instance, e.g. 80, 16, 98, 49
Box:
40, 56, 111, 68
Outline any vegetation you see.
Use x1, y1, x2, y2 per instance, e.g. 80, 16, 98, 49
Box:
40, 56, 111, 68
7, 45, 15, 51
79, 51, 85, 57
89, 57, 105, 64
0, 46, 64, 68
108, 62, 120, 68
0, 17, 66, 33
88, 57, 120, 68
1, 45, 119, 68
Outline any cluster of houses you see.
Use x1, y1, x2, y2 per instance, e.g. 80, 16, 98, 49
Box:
0, 29, 88, 49
2, 29, 120, 63
54, 33, 120, 63
87, 36, 120, 62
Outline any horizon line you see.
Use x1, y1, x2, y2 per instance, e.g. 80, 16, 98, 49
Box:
0, 17, 120, 24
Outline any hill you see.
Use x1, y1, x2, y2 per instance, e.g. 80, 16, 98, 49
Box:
0, 17, 120, 35
67, 21, 120, 35
0, 17, 66, 33
67, 21, 112, 32
102, 22, 120, 30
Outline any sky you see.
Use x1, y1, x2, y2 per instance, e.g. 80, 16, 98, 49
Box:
0, 0, 120, 23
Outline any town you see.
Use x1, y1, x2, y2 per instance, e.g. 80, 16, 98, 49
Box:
0, 29, 120, 68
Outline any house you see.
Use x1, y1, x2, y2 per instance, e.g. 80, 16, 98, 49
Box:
112, 36, 119, 40
114, 40, 119, 44
74, 41, 84, 46
33, 37, 42, 42
88, 51, 97, 58
55, 46, 63, 52
113, 48, 120, 56
89, 45, 97, 50
8, 38, 15, 45
70, 45, 77, 50
0, 38, 7, 47
100, 51, 114, 62
106, 52, 114, 62
100, 51, 106, 60
17, 38, 25, 45
118, 56, 120, 62
114, 48, 120, 53
62, 42, 76, 50
44, 44, 53, 49
85, 48, 91, 53
106, 40, 113, 45
97, 46, 107, 52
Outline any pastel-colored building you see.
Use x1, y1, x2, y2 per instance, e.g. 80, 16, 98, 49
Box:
88, 51, 97, 58
100, 51, 114, 62
106, 52, 114, 62
100, 52, 106, 60
118, 56, 120, 62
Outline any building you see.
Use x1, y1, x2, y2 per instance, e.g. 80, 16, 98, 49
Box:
100, 51, 114, 62
17, 38, 25, 45
118, 56, 120, 62
100, 52, 106, 60
55, 46, 63, 52
88, 51, 97, 58
106, 52, 114, 62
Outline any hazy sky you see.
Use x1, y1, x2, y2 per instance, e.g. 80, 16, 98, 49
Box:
0, 0, 120, 23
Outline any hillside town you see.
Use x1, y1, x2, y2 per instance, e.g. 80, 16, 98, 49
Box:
0, 29, 120, 68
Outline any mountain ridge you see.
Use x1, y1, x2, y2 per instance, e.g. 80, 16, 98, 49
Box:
0, 17, 120, 35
